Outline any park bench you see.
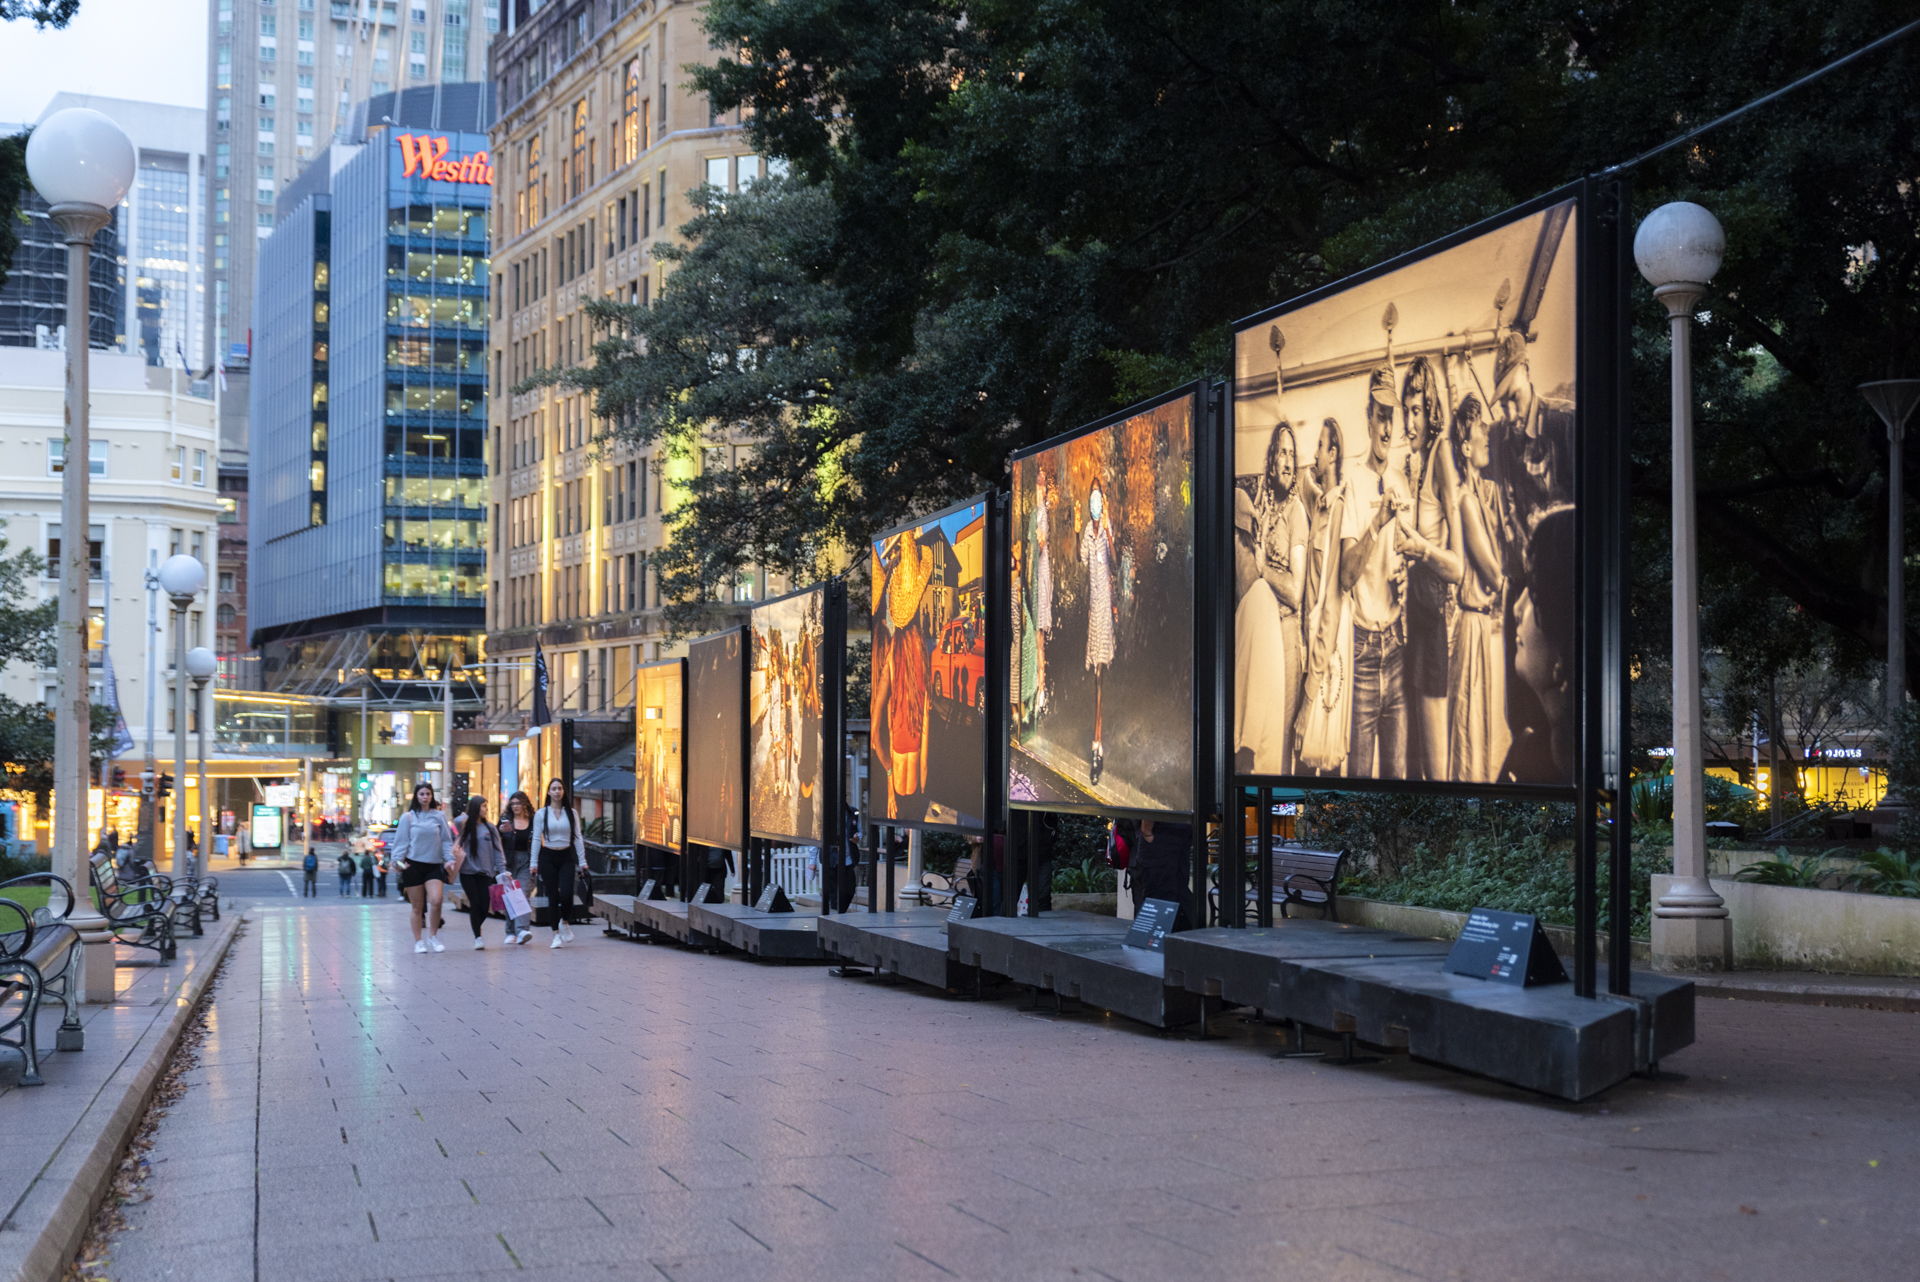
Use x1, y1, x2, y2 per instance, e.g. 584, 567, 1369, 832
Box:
0, 873, 85, 1084
89, 850, 178, 963
921, 857, 976, 907
1214, 844, 1347, 922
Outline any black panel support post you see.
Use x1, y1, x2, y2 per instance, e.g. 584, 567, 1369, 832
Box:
1256, 785, 1274, 928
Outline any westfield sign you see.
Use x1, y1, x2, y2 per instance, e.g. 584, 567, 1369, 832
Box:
395, 134, 494, 185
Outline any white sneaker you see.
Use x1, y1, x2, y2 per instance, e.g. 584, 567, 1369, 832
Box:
472, 937, 485, 950
516, 929, 532, 945
549, 934, 563, 949
561, 923, 574, 942
428, 935, 446, 953
413, 939, 428, 954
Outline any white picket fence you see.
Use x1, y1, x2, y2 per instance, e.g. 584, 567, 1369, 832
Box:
767, 845, 821, 897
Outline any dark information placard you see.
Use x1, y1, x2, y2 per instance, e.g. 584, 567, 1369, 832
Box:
754, 884, 795, 913
1445, 907, 1568, 987
946, 895, 978, 923
1124, 898, 1181, 952
639, 879, 657, 901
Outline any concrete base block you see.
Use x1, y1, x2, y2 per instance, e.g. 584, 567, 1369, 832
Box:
1651, 913, 1733, 972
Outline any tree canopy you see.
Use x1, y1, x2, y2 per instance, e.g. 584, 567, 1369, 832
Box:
540, 0, 1920, 729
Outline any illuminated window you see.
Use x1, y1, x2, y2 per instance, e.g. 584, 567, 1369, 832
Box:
622, 60, 640, 164
570, 99, 588, 200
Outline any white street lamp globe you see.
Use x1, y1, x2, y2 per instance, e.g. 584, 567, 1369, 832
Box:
25, 108, 137, 211
157, 553, 206, 600
1634, 202, 1726, 291
185, 647, 219, 681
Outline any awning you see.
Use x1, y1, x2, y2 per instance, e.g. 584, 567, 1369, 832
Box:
574, 766, 637, 792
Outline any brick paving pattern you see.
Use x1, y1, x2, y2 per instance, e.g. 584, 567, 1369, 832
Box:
104, 902, 1919, 1281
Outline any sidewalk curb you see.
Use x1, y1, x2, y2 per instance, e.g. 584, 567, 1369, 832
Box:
0, 914, 243, 1282
1691, 974, 1920, 1013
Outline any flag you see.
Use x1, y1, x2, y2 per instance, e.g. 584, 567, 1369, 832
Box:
215, 358, 227, 392
102, 650, 135, 757
531, 644, 551, 727
175, 339, 186, 370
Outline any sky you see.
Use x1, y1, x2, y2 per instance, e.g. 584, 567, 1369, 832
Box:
0, 0, 206, 128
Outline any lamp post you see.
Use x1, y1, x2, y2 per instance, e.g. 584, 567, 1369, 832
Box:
158, 555, 206, 876
186, 646, 217, 886
1860, 380, 1920, 807
1635, 201, 1732, 972
26, 107, 137, 1003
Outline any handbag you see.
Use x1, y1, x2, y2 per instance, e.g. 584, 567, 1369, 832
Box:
501, 881, 533, 920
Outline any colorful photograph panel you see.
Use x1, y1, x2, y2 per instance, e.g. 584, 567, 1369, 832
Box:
1230, 200, 1578, 788
686, 630, 745, 850
1008, 396, 1196, 813
749, 588, 827, 845
634, 660, 683, 851
870, 498, 989, 830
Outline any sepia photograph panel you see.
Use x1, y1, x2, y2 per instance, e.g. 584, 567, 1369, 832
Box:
871, 496, 990, 831
750, 586, 828, 845
634, 659, 684, 853
1231, 199, 1579, 790
686, 629, 746, 851
1008, 393, 1197, 815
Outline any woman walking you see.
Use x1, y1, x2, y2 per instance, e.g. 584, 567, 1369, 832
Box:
501, 791, 536, 944
395, 781, 455, 954
529, 779, 588, 949
450, 796, 508, 949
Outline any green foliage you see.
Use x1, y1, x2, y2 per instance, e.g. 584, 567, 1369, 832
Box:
921, 831, 968, 876
1855, 847, 1920, 898
1052, 855, 1117, 896
1734, 849, 1837, 889
0, 131, 27, 295
0, 525, 55, 669
0, 2, 80, 27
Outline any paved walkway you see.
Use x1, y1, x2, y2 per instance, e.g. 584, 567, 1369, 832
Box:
100, 902, 1918, 1281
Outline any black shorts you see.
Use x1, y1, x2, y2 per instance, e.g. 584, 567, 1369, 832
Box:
400, 859, 448, 890
1405, 565, 1450, 699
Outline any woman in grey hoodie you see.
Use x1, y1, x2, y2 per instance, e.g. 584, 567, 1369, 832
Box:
395, 782, 456, 953
450, 796, 508, 949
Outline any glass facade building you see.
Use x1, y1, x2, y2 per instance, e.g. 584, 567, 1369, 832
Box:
249, 120, 490, 700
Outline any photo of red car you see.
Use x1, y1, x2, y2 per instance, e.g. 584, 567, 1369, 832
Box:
932, 616, 986, 712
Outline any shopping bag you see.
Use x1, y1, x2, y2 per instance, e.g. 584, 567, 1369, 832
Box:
488, 884, 507, 914
502, 884, 532, 919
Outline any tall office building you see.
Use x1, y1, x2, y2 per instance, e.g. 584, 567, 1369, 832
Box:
205, 0, 500, 467
249, 87, 494, 742
486, 0, 770, 727
2, 96, 207, 367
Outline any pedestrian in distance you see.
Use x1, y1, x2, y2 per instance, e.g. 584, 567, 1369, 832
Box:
500, 791, 536, 944
301, 848, 318, 897
529, 778, 587, 949
336, 850, 354, 896
395, 781, 456, 953
360, 849, 376, 897
449, 796, 508, 948
375, 850, 389, 898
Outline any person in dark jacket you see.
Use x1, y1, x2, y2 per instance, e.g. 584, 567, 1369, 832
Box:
1129, 820, 1197, 932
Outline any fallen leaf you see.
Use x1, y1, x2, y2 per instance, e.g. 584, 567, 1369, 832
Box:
1739, 1206, 1758, 1216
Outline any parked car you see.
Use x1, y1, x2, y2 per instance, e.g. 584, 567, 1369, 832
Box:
931, 617, 986, 712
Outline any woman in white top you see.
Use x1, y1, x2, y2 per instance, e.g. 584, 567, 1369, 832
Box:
394, 782, 456, 954
528, 778, 588, 949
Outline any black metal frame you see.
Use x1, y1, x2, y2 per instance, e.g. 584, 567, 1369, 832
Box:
683, 626, 749, 900
629, 656, 688, 896
1006, 381, 1220, 920
1221, 177, 1634, 999
866, 493, 996, 838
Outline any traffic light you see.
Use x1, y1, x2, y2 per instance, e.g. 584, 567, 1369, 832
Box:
156, 773, 173, 799
111, 766, 126, 789
356, 774, 370, 793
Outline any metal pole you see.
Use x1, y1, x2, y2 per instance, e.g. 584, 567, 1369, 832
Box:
359, 688, 369, 831
194, 673, 210, 883
173, 602, 190, 876
443, 660, 455, 788
1650, 282, 1728, 953
1890, 421, 1905, 724
49, 203, 114, 998
302, 754, 313, 867
1257, 786, 1273, 928
142, 551, 158, 859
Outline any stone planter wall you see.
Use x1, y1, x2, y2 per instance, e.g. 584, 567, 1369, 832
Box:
1651, 875, 1920, 976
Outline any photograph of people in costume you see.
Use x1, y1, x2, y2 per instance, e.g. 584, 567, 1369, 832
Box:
750, 588, 827, 844
1231, 199, 1577, 788
686, 629, 745, 850
871, 498, 989, 830
634, 659, 684, 851
1009, 395, 1196, 813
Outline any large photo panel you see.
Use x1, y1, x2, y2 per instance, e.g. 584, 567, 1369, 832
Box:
750, 586, 829, 844
1231, 198, 1578, 789
871, 496, 989, 831
635, 658, 684, 851
1008, 390, 1197, 814
686, 629, 745, 850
